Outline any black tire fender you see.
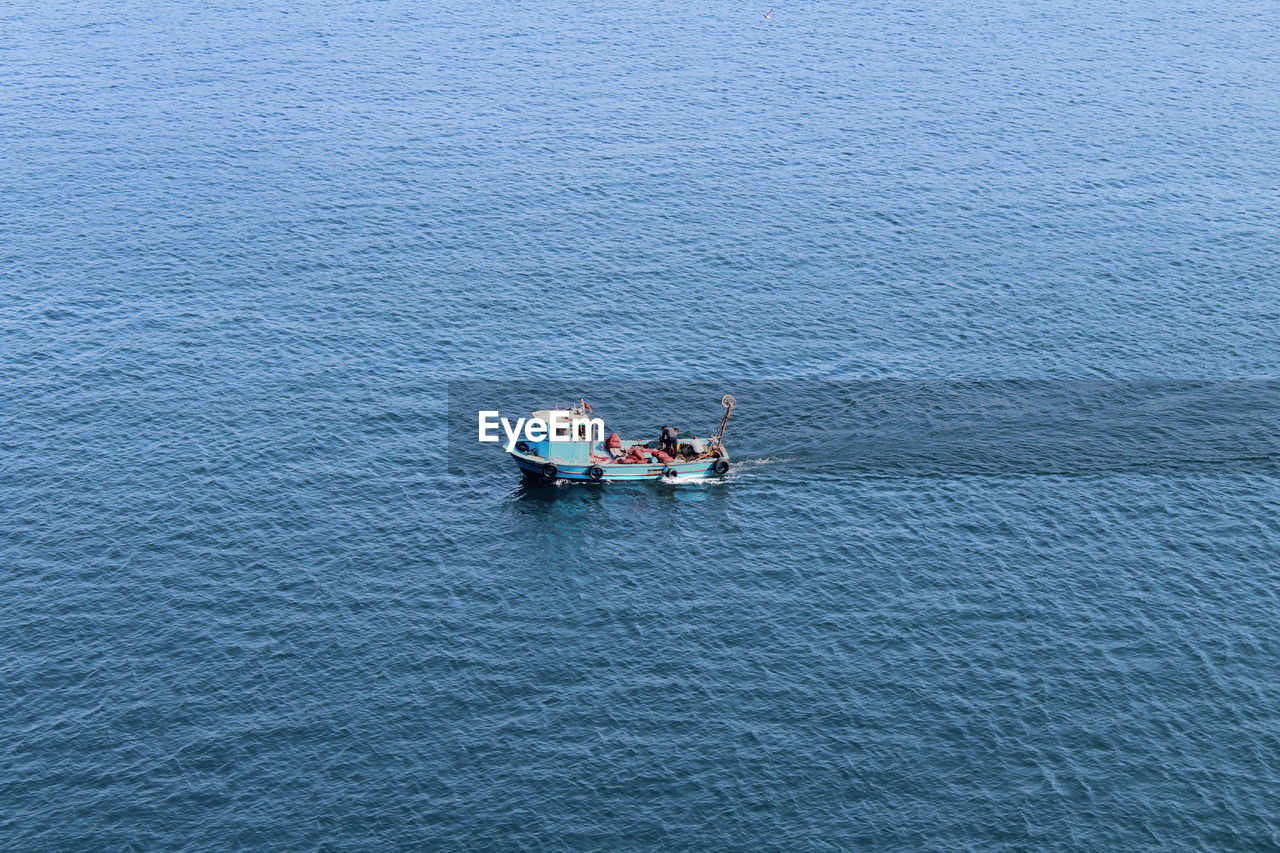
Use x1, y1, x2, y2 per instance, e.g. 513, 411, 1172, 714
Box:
713, 459, 730, 475
515, 440, 531, 454
541, 463, 558, 480
588, 466, 605, 481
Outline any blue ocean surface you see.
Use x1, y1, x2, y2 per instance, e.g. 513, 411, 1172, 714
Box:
3, 0, 1280, 849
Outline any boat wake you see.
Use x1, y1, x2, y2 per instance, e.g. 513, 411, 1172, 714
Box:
663, 474, 717, 485
733, 455, 796, 468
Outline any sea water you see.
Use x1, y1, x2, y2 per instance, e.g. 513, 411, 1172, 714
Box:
3, 0, 1279, 848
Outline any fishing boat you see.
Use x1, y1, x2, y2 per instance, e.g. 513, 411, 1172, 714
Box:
509, 395, 735, 482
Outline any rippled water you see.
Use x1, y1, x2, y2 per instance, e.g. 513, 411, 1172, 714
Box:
4, 0, 1280, 848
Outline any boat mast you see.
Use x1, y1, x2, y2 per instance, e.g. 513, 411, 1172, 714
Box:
712, 394, 735, 447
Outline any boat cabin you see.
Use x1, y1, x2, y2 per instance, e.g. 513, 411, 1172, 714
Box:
521, 408, 605, 465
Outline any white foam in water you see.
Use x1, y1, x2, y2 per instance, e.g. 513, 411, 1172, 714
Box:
735, 456, 795, 468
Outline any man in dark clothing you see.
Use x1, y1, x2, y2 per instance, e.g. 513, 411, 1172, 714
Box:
660, 425, 680, 458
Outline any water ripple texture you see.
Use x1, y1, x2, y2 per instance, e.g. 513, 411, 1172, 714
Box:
3, 0, 1279, 849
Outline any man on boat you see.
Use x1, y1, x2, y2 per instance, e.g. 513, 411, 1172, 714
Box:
659, 425, 680, 458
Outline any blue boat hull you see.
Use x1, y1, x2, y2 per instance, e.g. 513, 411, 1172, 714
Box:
509, 451, 728, 482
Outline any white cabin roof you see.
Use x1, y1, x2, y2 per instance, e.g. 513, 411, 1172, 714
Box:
529, 409, 604, 442
531, 409, 575, 421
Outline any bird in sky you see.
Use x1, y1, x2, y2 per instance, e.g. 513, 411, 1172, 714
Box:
763, 8, 774, 18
